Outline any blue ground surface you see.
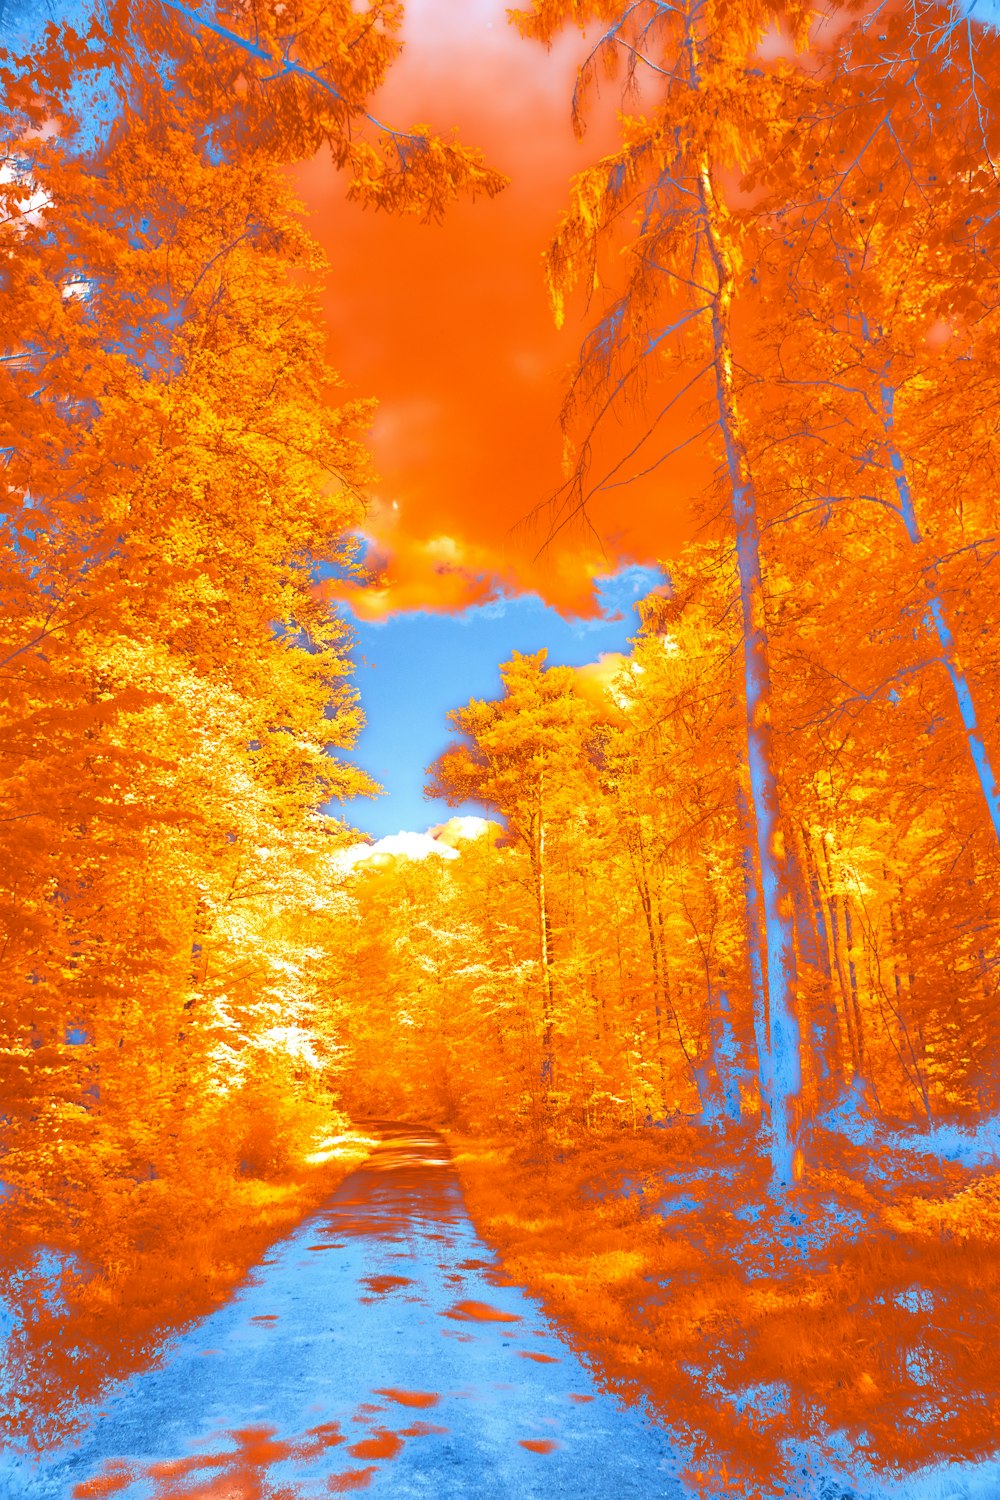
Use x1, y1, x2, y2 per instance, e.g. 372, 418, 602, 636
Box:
2, 1130, 685, 1499
4, 1128, 999, 1500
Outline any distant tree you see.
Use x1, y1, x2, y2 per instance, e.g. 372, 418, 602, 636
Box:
427, 652, 599, 1103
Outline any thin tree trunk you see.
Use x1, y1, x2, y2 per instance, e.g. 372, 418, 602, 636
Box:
841, 897, 867, 1077
737, 784, 771, 1119
533, 807, 556, 1098
634, 856, 669, 1109
792, 825, 843, 1110
818, 834, 862, 1079
879, 384, 1000, 843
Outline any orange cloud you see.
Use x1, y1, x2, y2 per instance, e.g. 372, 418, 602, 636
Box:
294, 1, 705, 619
573, 652, 630, 705
330, 517, 512, 621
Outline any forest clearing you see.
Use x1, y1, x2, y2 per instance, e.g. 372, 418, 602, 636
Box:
2, 0, 1000, 1495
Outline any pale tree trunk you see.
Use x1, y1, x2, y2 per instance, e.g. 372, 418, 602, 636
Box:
628, 825, 669, 1110
817, 832, 863, 1080
789, 825, 843, 1112
532, 802, 556, 1097
697, 157, 803, 1186
841, 894, 867, 1082
737, 785, 771, 1118
879, 384, 1000, 844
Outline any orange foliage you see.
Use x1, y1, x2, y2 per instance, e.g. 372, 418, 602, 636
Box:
0, 0, 498, 1448
452, 1132, 1000, 1497
5, 0, 1000, 1495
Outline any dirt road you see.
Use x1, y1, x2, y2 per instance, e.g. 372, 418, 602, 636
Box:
7, 1126, 684, 1498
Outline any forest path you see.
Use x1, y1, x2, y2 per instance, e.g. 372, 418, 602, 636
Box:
13, 1124, 684, 1499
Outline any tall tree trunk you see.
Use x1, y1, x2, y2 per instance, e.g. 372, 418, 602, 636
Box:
697, 157, 802, 1185
817, 833, 862, 1079
532, 805, 556, 1098
791, 825, 843, 1112
711, 987, 743, 1125
841, 895, 868, 1080
737, 784, 772, 1120
630, 831, 669, 1110
879, 383, 1000, 844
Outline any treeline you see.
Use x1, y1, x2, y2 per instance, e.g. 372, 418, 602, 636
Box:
0, 0, 499, 1428
326, 0, 1000, 1166
332, 552, 1000, 1150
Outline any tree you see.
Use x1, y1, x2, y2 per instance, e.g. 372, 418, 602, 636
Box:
427, 652, 599, 1108
1, 0, 507, 214
746, 2, 1000, 846
510, 0, 821, 1182
0, 0, 504, 1431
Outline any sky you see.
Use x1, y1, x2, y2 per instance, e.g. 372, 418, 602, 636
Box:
0, 0, 693, 838
337, 563, 666, 837
293, 1, 701, 834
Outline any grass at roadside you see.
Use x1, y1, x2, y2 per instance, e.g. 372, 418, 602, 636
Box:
449, 1123, 1000, 1499
2, 1115, 378, 1450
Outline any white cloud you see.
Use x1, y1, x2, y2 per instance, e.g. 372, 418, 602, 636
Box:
335, 829, 460, 872
430, 815, 494, 847
335, 816, 496, 873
